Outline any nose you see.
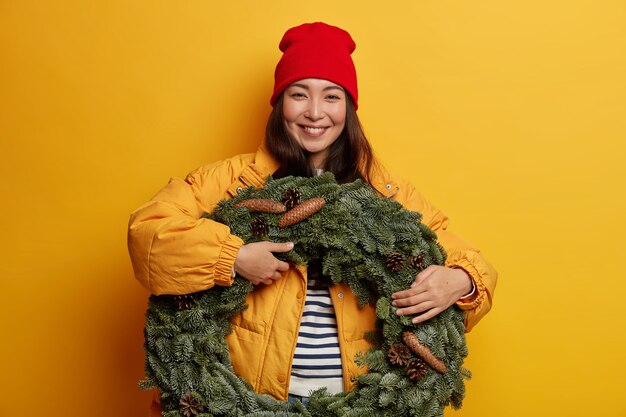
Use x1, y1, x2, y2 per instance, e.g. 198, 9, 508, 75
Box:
304, 98, 325, 121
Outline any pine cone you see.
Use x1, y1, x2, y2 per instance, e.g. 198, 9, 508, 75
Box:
409, 254, 425, 270
280, 188, 301, 210
251, 217, 269, 237
402, 331, 447, 373
179, 392, 203, 417
234, 198, 286, 213
388, 343, 412, 366
173, 294, 196, 310
406, 358, 428, 381
278, 197, 325, 228
386, 252, 404, 272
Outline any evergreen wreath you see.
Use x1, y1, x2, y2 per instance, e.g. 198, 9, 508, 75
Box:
141, 173, 470, 417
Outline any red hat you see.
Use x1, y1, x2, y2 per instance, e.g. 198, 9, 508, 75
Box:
270, 22, 358, 109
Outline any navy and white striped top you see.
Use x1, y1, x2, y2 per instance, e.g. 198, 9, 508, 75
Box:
289, 278, 343, 396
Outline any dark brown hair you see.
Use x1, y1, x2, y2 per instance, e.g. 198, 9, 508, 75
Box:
266, 93, 375, 185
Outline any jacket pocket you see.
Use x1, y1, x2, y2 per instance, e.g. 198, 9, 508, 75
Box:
226, 317, 266, 388
230, 316, 266, 342
342, 302, 377, 342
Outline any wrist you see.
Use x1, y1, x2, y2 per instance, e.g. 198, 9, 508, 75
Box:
450, 266, 475, 300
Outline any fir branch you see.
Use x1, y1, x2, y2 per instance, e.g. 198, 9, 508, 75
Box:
142, 173, 469, 417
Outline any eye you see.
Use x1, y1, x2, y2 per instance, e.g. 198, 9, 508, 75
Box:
326, 94, 342, 100
289, 92, 307, 99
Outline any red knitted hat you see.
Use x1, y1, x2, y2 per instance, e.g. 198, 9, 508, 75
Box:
270, 22, 358, 109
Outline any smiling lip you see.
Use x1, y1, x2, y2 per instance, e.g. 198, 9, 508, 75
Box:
300, 125, 328, 137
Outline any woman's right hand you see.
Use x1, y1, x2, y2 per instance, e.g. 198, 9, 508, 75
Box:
233, 241, 294, 285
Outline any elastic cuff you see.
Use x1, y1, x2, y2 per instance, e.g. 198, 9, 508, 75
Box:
214, 234, 244, 286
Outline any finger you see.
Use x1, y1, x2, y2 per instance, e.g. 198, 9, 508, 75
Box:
392, 285, 426, 300
267, 242, 294, 253
396, 300, 434, 316
411, 307, 441, 325
392, 291, 429, 307
276, 260, 290, 272
410, 265, 438, 288
272, 271, 283, 280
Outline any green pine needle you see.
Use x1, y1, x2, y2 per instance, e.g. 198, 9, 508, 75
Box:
142, 174, 469, 417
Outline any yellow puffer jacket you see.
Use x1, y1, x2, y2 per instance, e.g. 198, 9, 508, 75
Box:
128, 144, 497, 411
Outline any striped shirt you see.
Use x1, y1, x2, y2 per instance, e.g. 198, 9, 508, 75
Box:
289, 278, 343, 396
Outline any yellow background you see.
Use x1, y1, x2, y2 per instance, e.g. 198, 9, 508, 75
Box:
1, 1, 625, 416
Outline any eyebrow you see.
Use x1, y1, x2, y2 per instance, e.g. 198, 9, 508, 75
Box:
290, 83, 345, 92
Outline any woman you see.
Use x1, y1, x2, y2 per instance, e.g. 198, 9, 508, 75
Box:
128, 22, 497, 413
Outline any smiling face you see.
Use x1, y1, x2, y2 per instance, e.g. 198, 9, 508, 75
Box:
282, 78, 347, 168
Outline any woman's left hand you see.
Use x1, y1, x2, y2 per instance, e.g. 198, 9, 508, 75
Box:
391, 265, 472, 324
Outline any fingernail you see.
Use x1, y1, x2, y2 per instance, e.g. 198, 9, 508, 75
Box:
286, 242, 294, 248
391, 301, 397, 306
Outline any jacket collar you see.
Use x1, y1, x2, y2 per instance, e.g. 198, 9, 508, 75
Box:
251, 142, 280, 177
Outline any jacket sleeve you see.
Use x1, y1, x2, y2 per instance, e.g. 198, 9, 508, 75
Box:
127, 165, 244, 296
399, 182, 497, 332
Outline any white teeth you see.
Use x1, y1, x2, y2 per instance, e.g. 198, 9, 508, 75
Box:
304, 126, 325, 134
